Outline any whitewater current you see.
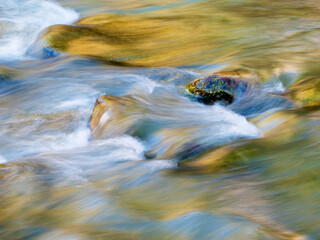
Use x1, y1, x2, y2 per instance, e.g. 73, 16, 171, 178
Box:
1, 0, 319, 239
0, 0, 78, 62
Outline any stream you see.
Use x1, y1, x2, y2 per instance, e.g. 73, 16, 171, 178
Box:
0, 0, 319, 239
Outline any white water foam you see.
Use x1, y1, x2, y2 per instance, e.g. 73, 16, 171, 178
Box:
187, 104, 263, 146
263, 81, 286, 94
2, 126, 91, 161
0, 0, 78, 61
0, 155, 7, 164
93, 135, 146, 161
147, 101, 263, 157
207, 104, 262, 139
31, 127, 91, 153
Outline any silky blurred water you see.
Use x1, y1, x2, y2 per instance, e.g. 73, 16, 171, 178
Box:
0, 0, 319, 239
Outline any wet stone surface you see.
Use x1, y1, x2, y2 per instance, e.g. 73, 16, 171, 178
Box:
186, 69, 259, 105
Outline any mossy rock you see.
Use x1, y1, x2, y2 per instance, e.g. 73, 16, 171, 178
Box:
186, 69, 259, 105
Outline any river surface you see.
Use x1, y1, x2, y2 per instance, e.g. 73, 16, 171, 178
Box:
0, 0, 319, 239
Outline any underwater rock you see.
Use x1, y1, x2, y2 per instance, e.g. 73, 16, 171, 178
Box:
39, 12, 242, 67
289, 77, 320, 107
186, 69, 259, 105
26, 38, 61, 59
0, 67, 18, 88
90, 95, 142, 139
0, 67, 14, 81
27, 46, 61, 59
178, 144, 241, 172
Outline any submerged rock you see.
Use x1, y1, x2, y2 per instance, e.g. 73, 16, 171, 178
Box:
26, 45, 61, 59
0, 67, 18, 87
289, 77, 320, 107
39, 12, 246, 67
186, 69, 259, 105
90, 95, 142, 139
41, 13, 202, 66
0, 67, 15, 81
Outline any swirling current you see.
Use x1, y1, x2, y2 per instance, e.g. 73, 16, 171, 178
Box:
0, 0, 319, 239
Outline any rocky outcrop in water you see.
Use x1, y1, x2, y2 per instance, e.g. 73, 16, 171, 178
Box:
186, 69, 259, 105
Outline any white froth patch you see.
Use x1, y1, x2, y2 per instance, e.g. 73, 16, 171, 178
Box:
95, 135, 145, 161
63, 128, 91, 148
0, 0, 78, 61
201, 105, 263, 142
263, 81, 286, 94
135, 77, 160, 94
126, 76, 160, 95
56, 99, 92, 109
0, 155, 8, 164
27, 127, 91, 155
145, 160, 176, 170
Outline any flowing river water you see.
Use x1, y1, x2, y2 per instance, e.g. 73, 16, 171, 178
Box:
0, 0, 319, 239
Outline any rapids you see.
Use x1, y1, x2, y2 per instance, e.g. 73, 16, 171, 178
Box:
0, 0, 319, 239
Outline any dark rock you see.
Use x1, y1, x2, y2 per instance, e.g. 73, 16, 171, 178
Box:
186, 69, 259, 105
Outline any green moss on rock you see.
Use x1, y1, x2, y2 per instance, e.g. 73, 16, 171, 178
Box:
186, 69, 259, 105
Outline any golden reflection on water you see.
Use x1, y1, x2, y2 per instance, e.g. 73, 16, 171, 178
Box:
47, 0, 320, 78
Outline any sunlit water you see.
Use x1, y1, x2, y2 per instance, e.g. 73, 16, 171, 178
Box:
0, 0, 319, 239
